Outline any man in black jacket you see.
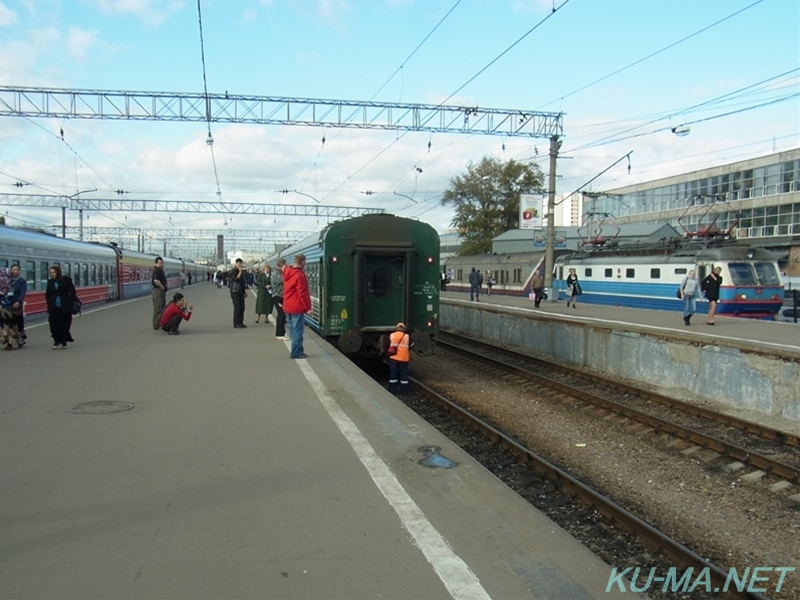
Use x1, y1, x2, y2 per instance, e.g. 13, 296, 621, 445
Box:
151, 256, 167, 330
230, 258, 248, 329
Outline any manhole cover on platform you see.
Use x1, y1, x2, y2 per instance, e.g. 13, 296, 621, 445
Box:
70, 401, 134, 414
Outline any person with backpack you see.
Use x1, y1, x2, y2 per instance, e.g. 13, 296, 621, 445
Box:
679, 269, 700, 326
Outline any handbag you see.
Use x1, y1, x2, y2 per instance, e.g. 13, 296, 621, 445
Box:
676, 288, 682, 299
71, 296, 83, 315
387, 346, 397, 356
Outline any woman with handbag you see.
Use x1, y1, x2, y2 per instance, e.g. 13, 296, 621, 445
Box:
565, 268, 582, 308
45, 265, 77, 349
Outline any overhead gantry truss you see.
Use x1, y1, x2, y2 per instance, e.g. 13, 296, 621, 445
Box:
0, 194, 383, 218
0, 86, 564, 138
55, 227, 315, 239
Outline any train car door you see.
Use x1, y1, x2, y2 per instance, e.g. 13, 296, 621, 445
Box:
358, 252, 406, 328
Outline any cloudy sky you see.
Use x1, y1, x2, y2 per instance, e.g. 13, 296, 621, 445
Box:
0, 0, 798, 258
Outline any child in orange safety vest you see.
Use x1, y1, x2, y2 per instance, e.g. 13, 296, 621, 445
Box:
388, 322, 413, 394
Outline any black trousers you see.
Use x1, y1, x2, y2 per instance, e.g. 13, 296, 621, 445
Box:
161, 314, 183, 333
231, 293, 245, 327
272, 296, 286, 337
48, 311, 74, 344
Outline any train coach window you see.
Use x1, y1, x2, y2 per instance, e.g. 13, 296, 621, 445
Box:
39, 262, 49, 289
604, 268, 612, 278
650, 268, 661, 279
674, 268, 687, 275
90, 265, 97, 286
584, 268, 592, 277
82, 264, 89, 286
371, 267, 391, 299
25, 261, 36, 289
625, 268, 635, 278
0, 259, 7, 268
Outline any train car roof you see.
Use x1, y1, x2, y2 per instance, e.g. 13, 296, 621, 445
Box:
0, 226, 119, 258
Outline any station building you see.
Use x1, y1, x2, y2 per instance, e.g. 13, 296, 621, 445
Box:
588, 148, 800, 276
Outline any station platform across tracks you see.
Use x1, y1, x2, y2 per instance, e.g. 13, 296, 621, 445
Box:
0, 283, 634, 600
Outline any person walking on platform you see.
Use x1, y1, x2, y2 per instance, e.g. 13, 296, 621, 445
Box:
387, 322, 413, 394
469, 267, 482, 302
283, 253, 312, 359
160, 292, 193, 335
151, 256, 167, 330
230, 258, 248, 329
566, 268, 581, 308
254, 265, 273, 324
440, 270, 449, 292
485, 270, 495, 297
271, 258, 288, 341
701, 266, 723, 325
0, 266, 27, 350
679, 269, 700, 326
45, 266, 76, 349
532, 269, 545, 308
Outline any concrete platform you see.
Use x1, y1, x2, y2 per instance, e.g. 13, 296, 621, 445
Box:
441, 291, 800, 430
0, 283, 635, 600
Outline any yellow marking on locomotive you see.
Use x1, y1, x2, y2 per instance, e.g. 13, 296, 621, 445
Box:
341, 308, 348, 319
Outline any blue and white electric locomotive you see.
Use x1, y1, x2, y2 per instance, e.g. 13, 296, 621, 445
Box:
553, 243, 784, 318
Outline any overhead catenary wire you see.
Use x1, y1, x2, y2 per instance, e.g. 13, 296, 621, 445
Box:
534, 0, 768, 111
196, 0, 223, 202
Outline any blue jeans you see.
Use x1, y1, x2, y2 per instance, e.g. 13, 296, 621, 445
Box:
683, 296, 696, 318
286, 313, 305, 357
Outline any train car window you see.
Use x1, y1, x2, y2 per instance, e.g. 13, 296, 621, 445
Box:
754, 262, 780, 285
604, 268, 612, 277
371, 267, 391, 299
82, 264, 89, 287
457, 269, 462, 281
650, 268, 660, 279
0, 259, 7, 268
11, 259, 19, 267
674, 268, 687, 275
25, 261, 36, 289
90, 264, 97, 286
39, 262, 49, 290
728, 263, 756, 285
63, 264, 70, 278
584, 268, 592, 277
625, 268, 635, 278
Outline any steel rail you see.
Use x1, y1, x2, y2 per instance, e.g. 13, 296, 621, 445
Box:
437, 334, 800, 484
410, 377, 771, 600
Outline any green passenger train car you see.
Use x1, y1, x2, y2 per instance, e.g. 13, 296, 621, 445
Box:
266, 214, 440, 356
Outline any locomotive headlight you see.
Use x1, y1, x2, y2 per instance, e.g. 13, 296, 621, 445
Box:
427, 256, 434, 263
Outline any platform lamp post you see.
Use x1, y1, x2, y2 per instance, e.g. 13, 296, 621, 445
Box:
543, 135, 561, 301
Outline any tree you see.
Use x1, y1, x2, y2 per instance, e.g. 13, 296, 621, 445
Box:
441, 156, 544, 255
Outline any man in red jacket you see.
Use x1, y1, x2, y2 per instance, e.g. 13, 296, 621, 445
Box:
282, 253, 312, 359
159, 292, 193, 335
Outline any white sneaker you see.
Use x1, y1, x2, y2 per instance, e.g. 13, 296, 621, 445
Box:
276, 336, 289, 341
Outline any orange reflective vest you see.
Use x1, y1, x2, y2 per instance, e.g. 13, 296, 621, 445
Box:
388, 331, 411, 362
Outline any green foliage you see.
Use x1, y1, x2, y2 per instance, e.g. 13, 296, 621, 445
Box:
440, 156, 544, 255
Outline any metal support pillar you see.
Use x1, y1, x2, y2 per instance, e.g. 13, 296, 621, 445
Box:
543, 134, 561, 300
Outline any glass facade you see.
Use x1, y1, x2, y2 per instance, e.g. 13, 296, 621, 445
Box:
594, 157, 800, 239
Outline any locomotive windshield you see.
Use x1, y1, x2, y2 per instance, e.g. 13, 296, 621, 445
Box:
727, 262, 781, 286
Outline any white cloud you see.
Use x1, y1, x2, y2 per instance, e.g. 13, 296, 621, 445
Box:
66, 27, 99, 62
0, 2, 17, 26
88, 0, 185, 26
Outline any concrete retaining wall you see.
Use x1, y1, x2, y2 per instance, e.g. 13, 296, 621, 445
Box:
441, 302, 800, 423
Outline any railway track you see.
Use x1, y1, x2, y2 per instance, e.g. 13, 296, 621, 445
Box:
405, 376, 772, 600
436, 331, 800, 486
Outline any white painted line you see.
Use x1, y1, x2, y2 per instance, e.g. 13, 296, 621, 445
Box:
296, 360, 492, 600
